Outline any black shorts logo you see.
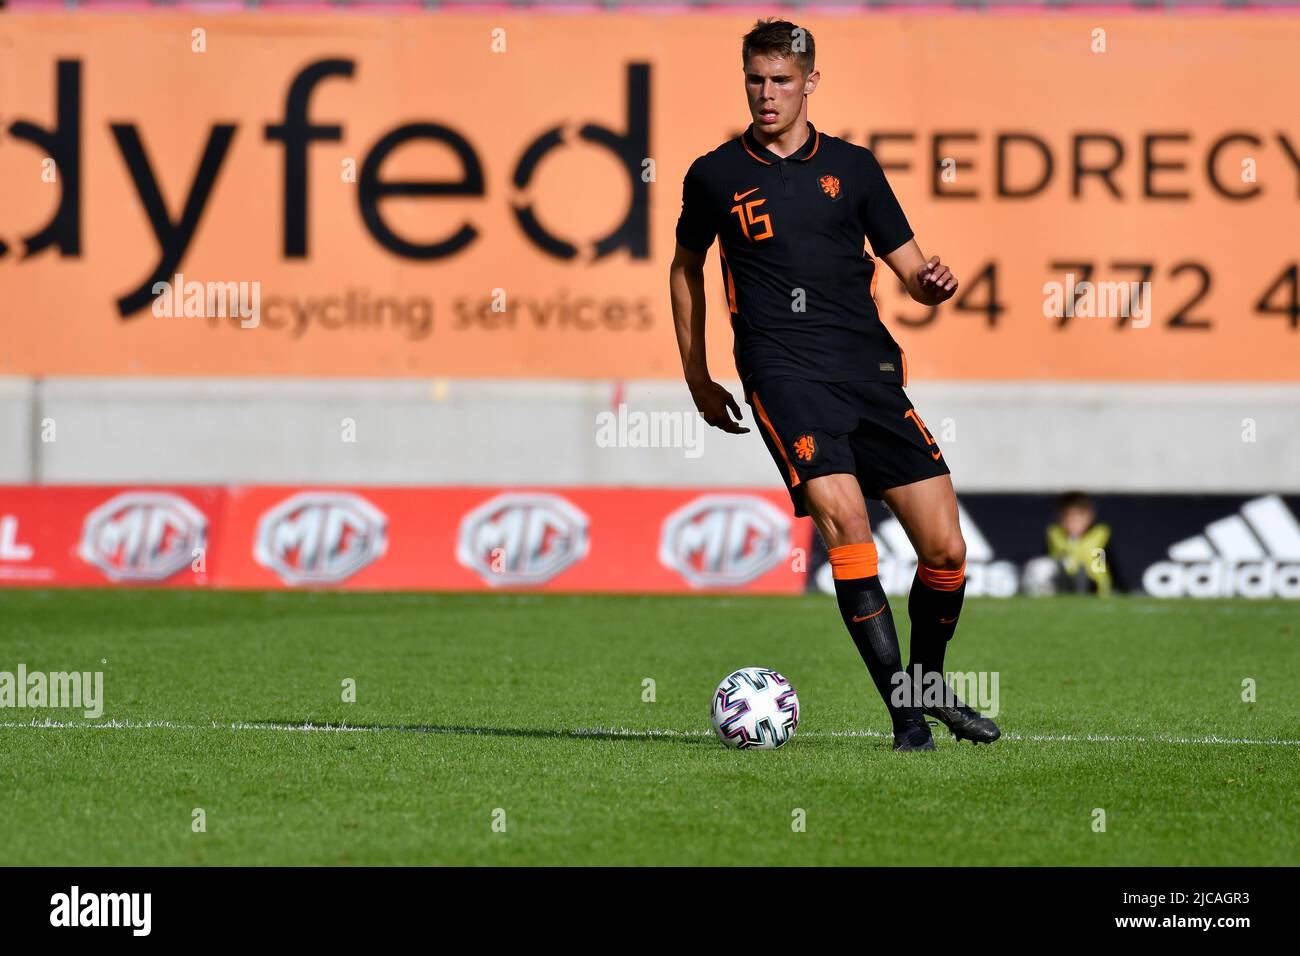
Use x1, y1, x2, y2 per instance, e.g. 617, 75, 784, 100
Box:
792, 433, 817, 463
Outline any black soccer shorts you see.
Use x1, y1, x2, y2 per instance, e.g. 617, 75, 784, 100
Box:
744, 377, 951, 518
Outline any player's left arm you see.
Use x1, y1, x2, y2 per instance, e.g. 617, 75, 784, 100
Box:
881, 239, 958, 307
857, 149, 958, 307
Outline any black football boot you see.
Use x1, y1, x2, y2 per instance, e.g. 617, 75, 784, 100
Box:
892, 716, 937, 751
923, 699, 1001, 745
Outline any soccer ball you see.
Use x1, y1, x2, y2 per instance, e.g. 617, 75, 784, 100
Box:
710, 667, 800, 749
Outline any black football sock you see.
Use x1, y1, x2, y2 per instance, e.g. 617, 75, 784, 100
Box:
907, 564, 967, 704
829, 543, 922, 731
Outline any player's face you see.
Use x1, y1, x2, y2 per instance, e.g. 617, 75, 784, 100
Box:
744, 54, 816, 133
1060, 505, 1095, 538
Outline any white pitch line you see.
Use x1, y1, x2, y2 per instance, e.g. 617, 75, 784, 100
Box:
579, 726, 1300, 747
815, 728, 1300, 747
0, 718, 1298, 747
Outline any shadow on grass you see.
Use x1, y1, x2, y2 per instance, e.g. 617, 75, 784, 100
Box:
248, 720, 718, 746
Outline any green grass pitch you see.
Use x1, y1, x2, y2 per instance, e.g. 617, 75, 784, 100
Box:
0, 589, 1296, 866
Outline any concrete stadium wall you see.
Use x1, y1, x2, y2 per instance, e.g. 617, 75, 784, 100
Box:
0, 378, 35, 483
0, 377, 1296, 493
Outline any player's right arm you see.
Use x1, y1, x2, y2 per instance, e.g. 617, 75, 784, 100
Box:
670, 158, 749, 435
669, 242, 749, 434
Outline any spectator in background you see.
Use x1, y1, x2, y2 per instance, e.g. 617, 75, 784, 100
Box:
1045, 491, 1115, 596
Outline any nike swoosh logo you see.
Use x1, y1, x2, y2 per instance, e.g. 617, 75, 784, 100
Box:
930, 450, 943, 461
733, 187, 760, 201
852, 607, 886, 623
939, 616, 958, 625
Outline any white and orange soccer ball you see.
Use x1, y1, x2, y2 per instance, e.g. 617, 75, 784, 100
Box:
710, 667, 800, 750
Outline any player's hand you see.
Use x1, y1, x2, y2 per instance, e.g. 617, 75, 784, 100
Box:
687, 377, 750, 434
917, 255, 958, 304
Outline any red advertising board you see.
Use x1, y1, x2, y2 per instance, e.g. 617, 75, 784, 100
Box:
0, 486, 225, 587
0, 486, 814, 593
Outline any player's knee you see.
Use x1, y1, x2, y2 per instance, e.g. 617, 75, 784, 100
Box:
821, 514, 872, 548
809, 501, 871, 547
837, 513, 872, 545
920, 537, 966, 571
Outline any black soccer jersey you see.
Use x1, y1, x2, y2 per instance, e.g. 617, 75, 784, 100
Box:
675, 122, 915, 387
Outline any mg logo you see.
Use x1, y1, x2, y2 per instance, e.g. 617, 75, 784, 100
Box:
659, 494, 790, 587
79, 491, 207, 582
456, 493, 590, 586
254, 492, 387, 585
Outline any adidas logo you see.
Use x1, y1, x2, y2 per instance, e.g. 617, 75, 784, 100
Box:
815, 501, 1018, 598
1143, 495, 1300, 598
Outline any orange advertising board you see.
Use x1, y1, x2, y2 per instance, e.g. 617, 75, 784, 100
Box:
0, 13, 1298, 381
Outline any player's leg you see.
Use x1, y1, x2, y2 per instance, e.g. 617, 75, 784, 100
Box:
882, 474, 1000, 744
746, 379, 931, 751
803, 473, 933, 751
880, 473, 966, 683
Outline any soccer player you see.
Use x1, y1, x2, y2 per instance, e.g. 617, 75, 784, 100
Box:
669, 18, 1000, 751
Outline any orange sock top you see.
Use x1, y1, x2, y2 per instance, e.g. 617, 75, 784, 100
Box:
829, 542, 879, 580
918, 563, 965, 591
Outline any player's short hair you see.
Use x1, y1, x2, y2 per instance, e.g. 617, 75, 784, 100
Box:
1057, 491, 1095, 514
742, 18, 815, 78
